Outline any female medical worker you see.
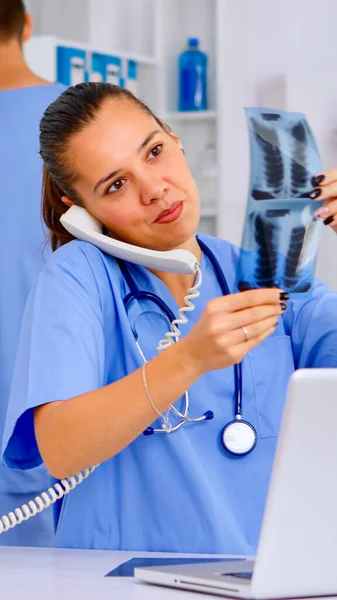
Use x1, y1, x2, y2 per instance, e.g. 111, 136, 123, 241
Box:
3, 83, 337, 554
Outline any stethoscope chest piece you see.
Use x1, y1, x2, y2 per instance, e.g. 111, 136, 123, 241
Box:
221, 419, 257, 456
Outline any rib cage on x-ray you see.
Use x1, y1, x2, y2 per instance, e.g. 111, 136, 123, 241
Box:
236, 108, 323, 297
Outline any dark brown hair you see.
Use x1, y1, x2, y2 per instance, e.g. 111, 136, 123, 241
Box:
0, 0, 25, 41
40, 82, 170, 251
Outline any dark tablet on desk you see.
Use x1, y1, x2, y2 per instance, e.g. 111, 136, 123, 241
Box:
106, 557, 241, 577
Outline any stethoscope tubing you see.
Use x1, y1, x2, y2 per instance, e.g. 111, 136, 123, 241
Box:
116, 237, 243, 435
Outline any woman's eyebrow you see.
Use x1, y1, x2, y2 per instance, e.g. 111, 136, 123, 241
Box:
93, 129, 161, 193
137, 129, 161, 154
93, 168, 122, 193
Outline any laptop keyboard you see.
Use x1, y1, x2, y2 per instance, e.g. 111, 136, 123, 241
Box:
222, 572, 253, 580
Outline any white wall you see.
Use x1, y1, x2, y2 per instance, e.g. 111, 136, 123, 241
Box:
217, 0, 337, 289
87, 0, 155, 57
219, 0, 337, 239
216, 0, 255, 243
252, 0, 337, 82
25, 0, 41, 32
27, 0, 156, 55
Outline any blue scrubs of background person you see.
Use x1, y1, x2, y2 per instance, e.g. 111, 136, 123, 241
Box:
2, 82, 337, 552
0, 0, 65, 546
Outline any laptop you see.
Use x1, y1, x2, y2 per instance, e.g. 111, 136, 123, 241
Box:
135, 368, 337, 598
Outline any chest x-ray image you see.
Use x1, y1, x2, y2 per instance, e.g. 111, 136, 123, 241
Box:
236, 107, 323, 298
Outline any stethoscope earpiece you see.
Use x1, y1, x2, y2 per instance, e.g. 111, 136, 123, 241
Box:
204, 410, 214, 420
143, 427, 154, 436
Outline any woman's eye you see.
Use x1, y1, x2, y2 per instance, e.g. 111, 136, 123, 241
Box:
149, 144, 163, 159
107, 179, 125, 194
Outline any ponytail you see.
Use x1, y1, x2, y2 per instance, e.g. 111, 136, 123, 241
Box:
42, 167, 76, 252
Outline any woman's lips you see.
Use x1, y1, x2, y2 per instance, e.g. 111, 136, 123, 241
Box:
155, 201, 183, 224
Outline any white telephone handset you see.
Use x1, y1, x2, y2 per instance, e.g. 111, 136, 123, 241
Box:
0, 207, 203, 536
60, 205, 198, 274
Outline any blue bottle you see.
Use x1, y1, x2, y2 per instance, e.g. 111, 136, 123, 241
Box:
178, 38, 208, 111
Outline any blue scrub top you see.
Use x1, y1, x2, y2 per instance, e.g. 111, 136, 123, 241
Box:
2, 234, 337, 553
0, 83, 65, 547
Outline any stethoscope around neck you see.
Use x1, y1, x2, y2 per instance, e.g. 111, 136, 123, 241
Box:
117, 238, 257, 456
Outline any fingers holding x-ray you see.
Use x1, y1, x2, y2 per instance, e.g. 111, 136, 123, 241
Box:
183, 288, 286, 375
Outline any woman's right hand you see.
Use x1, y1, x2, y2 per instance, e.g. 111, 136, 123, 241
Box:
182, 288, 286, 375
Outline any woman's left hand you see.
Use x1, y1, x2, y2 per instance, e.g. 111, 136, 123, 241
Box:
310, 170, 337, 233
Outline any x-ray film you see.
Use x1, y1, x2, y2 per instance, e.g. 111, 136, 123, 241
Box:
235, 107, 323, 298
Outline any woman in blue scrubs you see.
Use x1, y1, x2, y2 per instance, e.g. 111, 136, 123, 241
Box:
3, 83, 337, 553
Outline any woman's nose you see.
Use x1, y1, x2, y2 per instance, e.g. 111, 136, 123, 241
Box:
140, 179, 169, 205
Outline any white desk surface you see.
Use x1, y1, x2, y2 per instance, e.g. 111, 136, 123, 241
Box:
0, 546, 239, 599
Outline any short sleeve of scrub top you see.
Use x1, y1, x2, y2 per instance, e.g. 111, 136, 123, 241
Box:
3, 241, 111, 470
283, 278, 337, 368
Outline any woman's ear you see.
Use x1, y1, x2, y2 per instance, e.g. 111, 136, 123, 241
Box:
61, 196, 73, 207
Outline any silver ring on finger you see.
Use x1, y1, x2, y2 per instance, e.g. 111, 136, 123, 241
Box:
241, 326, 250, 342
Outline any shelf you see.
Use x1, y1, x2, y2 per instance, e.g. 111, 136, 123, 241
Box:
58, 38, 159, 66
162, 110, 217, 121
29, 35, 160, 66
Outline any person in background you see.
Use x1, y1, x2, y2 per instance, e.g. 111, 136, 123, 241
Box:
0, 0, 65, 546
